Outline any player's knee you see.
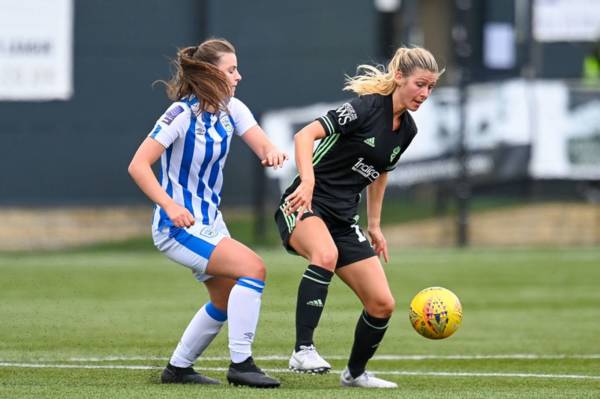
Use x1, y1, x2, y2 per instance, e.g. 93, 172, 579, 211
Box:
365, 296, 396, 318
311, 247, 338, 270
244, 256, 266, 281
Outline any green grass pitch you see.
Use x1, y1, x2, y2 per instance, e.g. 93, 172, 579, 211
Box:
1, 246, 599, 398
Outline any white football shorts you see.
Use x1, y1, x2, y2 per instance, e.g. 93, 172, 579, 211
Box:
152, 212, 230, 282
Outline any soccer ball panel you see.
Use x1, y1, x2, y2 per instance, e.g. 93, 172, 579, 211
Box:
409, 286, 463, 339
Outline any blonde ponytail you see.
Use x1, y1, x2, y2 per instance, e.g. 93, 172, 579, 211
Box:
344, 47, 442, 96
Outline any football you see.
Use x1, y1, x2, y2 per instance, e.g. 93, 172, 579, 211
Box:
409, 286, 463, 339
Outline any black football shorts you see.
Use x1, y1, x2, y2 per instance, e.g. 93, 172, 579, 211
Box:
274, 199, 375, 269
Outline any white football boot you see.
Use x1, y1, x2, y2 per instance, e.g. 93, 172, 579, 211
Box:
340, 368, 398, 388
288, 345, 331, 374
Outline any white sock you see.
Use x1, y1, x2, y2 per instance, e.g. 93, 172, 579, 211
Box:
227, 277, 265, 363
169, 302, 226, 368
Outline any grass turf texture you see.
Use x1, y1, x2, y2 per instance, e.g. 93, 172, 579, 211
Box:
1, 247, 599, 398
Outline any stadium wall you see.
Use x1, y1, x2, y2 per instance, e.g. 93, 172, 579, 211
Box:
0, 0, 376, 207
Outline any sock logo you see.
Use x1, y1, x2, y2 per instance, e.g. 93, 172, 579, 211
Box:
306, 299, 324, 307
243, 332, 255, 340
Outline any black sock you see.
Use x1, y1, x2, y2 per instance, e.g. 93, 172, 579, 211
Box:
295, 264, 334, 351
347, 310, 390, 378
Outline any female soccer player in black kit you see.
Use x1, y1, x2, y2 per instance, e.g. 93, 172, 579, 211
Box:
274, 47, 441, 388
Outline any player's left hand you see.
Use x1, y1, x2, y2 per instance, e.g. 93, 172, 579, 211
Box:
261, 149, 288, 169
368, 226, 389, 263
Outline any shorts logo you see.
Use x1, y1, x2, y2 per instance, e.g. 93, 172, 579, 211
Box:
335, 103, 357, 126
220, 115, 234, 134
199, 226, 218, 238
352, 157, 380, 182
390, 146, 401, 162
161, 105, 184, 125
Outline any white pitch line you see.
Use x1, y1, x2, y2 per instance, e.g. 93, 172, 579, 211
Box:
0, 362, 159, 370
380, 370, 600, 380
1, 362, 600, 381
63, 354, 600, 362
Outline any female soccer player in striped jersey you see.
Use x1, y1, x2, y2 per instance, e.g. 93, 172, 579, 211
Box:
275, 47, 441, 388
129, 38, 286, 388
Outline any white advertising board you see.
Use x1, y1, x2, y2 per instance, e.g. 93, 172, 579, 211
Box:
0, 0, 73, 100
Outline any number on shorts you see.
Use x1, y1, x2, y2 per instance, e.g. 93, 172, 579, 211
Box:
353, 225, 367, 242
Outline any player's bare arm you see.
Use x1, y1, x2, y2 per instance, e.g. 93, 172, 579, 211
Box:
128, 137, 194, 227
284, 121, 327, 215
241, 125, 288, 169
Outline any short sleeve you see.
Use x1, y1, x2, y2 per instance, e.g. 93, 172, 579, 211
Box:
228, 97, 257, 136
148, 102, 191, 148
317, 96, 373, 136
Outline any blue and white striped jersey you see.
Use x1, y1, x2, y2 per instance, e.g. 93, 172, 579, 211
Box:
148, 95, 257, 230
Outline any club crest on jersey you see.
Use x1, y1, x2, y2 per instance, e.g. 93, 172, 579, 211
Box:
390, 146, 401, 162
335, 103, 357, 126
352, 157, 380, 182
161, 105, 184, 125
219, 115, 234, 134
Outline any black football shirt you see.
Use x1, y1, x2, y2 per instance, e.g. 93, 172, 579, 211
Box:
282, 93, 418, 225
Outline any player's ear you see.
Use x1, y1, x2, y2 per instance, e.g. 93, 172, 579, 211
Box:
394, 70, 404, 84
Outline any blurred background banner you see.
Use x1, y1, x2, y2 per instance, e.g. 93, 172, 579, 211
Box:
0, 0, 73, 100
264, 79, 600, 188
533, 0, 600, 42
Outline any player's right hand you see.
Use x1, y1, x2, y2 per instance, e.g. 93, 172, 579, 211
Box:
368, 226, 389, 263
261, 149, 288, 170
283, 181, 314, 216
165, 203, 195, 228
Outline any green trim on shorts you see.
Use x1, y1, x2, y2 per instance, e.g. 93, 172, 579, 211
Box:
279, 204, 297, 233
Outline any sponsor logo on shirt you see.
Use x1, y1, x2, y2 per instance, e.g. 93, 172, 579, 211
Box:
364, 137, 376, 147
335, 102, 357, 126
161, 105, 184, 125
352, 157, 380, 182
